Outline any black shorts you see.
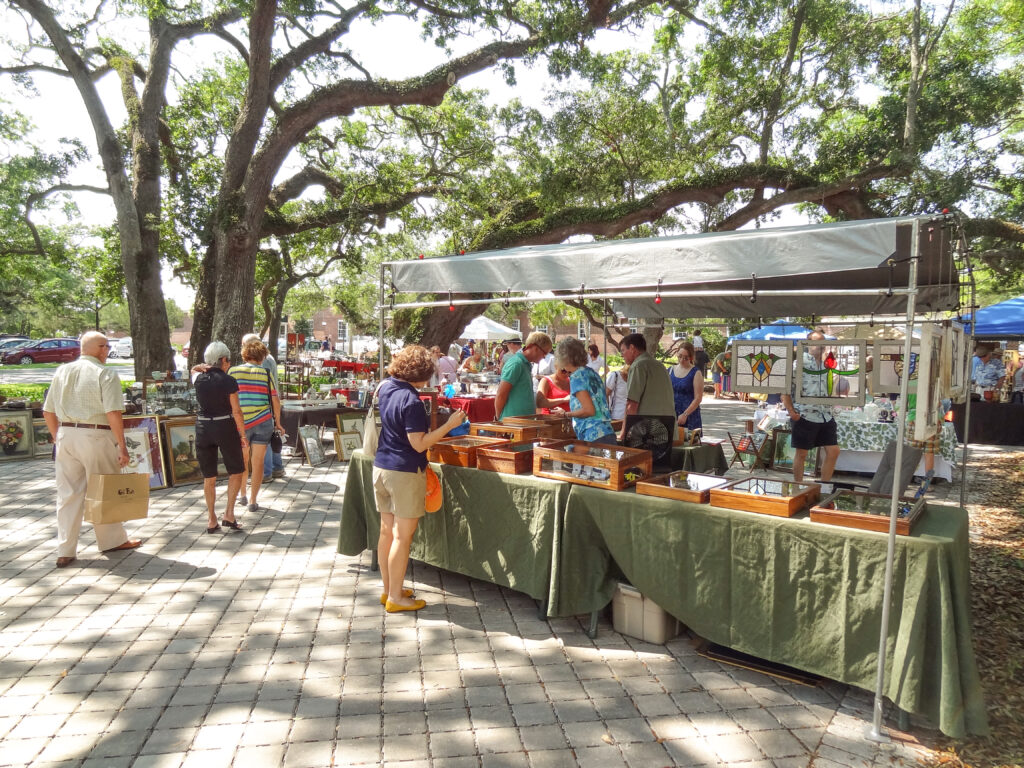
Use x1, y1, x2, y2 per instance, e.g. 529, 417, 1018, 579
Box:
790, 416, 838, 450
195, 419, 245, 478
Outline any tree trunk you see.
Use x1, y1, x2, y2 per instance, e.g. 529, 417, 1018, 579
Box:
210, 224, 258, 356
187, 242, 217, 368
266, 276, 299, 360
417, 302, 489, 351
641, 317, 665, 355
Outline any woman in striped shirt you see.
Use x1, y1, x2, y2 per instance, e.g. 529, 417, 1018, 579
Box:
229, 339, 282, 513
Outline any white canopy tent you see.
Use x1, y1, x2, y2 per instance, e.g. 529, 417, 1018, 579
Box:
379, 214, 972, 741
460, 315, 519, 341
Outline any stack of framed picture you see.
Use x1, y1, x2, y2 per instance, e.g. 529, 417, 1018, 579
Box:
1, 410, 37, 461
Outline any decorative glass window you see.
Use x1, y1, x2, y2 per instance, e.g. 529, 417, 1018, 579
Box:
872, 340, 920, 395
337, 321, 348, 343
943, 321, 967, 398
915, 325, 945, 441
794, 340, 867, 407
730, 342, 793, 394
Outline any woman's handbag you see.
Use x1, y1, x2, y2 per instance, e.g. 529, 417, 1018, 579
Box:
361, 390, 379, 457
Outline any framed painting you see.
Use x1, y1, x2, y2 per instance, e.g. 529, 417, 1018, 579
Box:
872, 339, 920, 396
32, 419, 54, 458
730, 342, 793, 394
337, 414, 364, 435
299, 424, 328, 467
794, 339, 866, 407
123, 415, 168, 489
335, 431, 362, 461
915, 324, 944, 442
0, 410, 34, 460
770, 429, 818, 473
943, 321, 968, 399
162, 416, 203, 486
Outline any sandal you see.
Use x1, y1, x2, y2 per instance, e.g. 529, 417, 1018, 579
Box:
221, 519, 243, 531
206, 525, 221, 534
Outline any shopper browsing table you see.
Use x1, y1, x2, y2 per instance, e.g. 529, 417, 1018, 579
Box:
556, 338, 616, 444
42, 332, 141, 568
536, 368, 571, 413
494, 331, 552, 420
618, 332, 676, 440
375, 345, 467, 612
781, 329, 844, 484
605, 364, 630, 420
194, 342, 247, 533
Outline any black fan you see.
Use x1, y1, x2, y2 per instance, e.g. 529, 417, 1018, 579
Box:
624, 414, 675, 469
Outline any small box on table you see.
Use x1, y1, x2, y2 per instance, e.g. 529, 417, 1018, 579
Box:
471, 420, 553, 442
505, 413, 575, 440
532, 441, 652, 490
427, 436, 510, 468
612, 583, 680, 644
810, 490, 925, 535
476, 439, 569, 475
635, 471, 730, 504
709, 477, 820, 517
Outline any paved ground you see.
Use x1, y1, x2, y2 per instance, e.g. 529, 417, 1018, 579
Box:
0, 398, 957, 768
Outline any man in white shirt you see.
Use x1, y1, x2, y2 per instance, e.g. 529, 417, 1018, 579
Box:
43, 332, 141, 568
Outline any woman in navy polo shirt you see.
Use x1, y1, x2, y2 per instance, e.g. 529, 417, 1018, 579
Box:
375, 345, 466, 612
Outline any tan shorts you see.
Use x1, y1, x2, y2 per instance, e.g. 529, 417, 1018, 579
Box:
372, 466, 426, 519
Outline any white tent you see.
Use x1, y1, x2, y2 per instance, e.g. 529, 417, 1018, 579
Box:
460, 315, 518, 341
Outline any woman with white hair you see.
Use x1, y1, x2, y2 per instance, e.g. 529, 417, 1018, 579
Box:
194, 341, 247, 533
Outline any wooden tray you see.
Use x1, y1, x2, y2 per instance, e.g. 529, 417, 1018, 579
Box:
505, 413, 575, 439
635, 471, 730, 504
810, 491, 925, 535
476, 439, 569, 474
427, 436, 510, 468
709, 477, 821, 517
471, 420, 553, 442
532, 441, 652, 491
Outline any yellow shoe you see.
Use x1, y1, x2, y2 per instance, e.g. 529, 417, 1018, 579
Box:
385, 598, 426, 613
380, 588, 415, 606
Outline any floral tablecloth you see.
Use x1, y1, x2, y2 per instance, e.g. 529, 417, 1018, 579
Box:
836, 420, 957, 462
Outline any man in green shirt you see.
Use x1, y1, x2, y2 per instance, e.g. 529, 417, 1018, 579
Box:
619, 332, 676, 439
494, 331, 552, 420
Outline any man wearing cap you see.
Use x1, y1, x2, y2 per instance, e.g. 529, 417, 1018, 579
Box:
498, 337, 522, 374
43, 331, 142, 568
971, 344, 1005, 398
495, 331, 552, 420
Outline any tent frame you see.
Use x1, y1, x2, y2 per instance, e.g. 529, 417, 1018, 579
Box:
374, 215, 974, 742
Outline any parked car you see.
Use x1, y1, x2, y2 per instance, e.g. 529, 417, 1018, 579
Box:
1, 338, 80, 365
109, 337, 133, 358
0, 337, 30, 353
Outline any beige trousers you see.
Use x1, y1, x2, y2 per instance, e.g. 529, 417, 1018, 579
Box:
55, 428, 128, 557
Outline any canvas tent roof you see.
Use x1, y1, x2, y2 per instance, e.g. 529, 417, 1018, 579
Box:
966, 295, 1024, 339
460, 315, 518, 341
387, 216, 961, 319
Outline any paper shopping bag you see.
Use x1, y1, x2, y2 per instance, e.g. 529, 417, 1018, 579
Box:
84, 472, 149, 524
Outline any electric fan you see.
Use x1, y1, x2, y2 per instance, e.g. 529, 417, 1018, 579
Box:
623, 415, 675, 469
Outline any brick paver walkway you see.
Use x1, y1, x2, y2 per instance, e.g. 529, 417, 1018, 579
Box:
0, 402, 944, 767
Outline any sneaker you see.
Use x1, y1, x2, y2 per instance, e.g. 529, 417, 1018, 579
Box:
272, 470, 285, 479
247, 503, 259, 513
262, 475, 272, 483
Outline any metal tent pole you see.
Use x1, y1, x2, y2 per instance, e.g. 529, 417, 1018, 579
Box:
378, 264, 385, 381
959, 277, 976, 509
867, 219, 920, 742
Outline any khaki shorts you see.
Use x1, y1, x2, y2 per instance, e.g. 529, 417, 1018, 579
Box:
372, 466, 426, 519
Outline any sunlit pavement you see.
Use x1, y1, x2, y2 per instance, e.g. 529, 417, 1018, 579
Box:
0, 402, 941, 768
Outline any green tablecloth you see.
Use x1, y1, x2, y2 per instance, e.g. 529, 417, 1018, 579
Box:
338, 452, 570, 601
670, 443, 728, 474
550, 486, 987, 738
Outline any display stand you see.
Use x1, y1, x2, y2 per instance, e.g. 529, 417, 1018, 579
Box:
279, 363, 309, 399
727, 430, 773, 471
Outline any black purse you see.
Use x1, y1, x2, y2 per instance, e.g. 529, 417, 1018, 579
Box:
266, 367, 283, 452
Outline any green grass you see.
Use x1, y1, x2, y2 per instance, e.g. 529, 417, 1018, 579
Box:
0, 361, 128, 369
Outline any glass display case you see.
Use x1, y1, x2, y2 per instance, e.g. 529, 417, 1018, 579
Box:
143, 379, 197, 416
505, 413, 575, 439
709, 477, 821, 517
810, 490, 924, 535
476, 439, 569, 475
635, 471, 730, 504
471, 420, 554, 442
532, 441, 652, 490
427, 436, 510, 468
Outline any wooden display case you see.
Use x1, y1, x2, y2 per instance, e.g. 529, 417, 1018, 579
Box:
709, 477, 820, 517
532, 441, 652, 491
476, 439, 569, 475
471, 420, 553, 442
505, 413, 575, 439
427, 436, 510, 468
636, 471, 730, 504
810, 490, 925, 535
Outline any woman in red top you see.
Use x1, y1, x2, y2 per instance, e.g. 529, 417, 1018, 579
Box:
536, 368, 571, 413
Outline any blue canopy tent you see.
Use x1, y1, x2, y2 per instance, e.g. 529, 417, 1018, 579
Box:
726, 319, 814, 345
966, 295, 1024, 339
